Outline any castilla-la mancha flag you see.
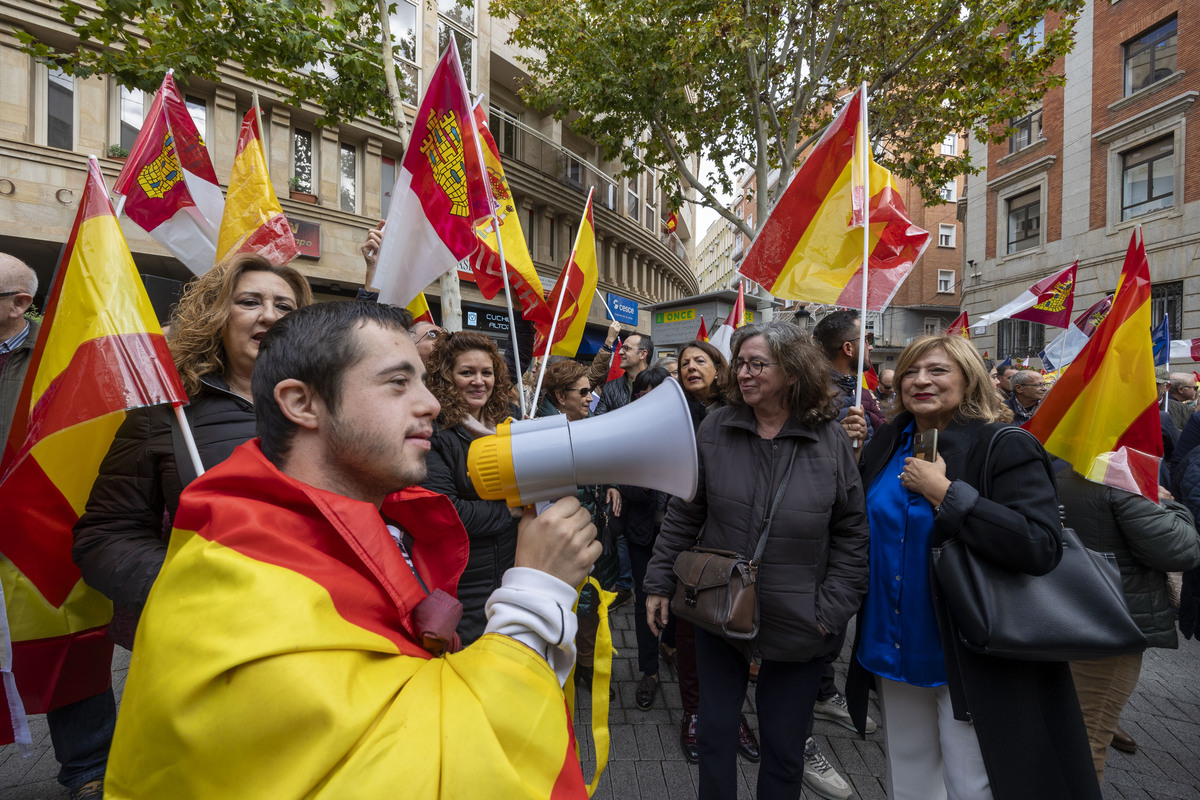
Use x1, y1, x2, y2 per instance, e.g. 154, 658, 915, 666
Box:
738, 86, 930, 311
375, 37, 492, 308
113, 72, 224, 275
215, 109, 299, 266
1025, 228, 1161, 502
0, 158, 188, 745
946, 311, 971, 338
974, 262, 1077, 330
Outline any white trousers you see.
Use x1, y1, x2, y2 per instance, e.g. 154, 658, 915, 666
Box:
877, 677, 993, 800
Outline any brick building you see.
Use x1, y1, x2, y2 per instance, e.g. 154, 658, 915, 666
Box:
964, 0, 1197, 365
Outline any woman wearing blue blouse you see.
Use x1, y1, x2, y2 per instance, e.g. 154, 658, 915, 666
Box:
846, 335, 1099, 800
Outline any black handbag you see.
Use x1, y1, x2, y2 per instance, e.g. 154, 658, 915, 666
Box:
670, 449, 796, 640
931, 427, 1147, 662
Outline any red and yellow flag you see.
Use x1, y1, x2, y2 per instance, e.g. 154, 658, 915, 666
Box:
696, 316, 708, 343
534, 193, 598, 357
1025, 228, 1161, 501
861, 361, 880, 392
406, 293, 435, 325
0, 158, 187, 744
215, 109, 299, 266
738, 87, 931, 310
106, 442, 586, 798
946, 311, 971, 339
468, 102, 551, 325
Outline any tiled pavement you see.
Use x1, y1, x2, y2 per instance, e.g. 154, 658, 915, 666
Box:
4, 605, 1200, 799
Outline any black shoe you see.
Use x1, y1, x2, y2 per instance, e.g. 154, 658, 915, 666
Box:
635, 674, 659, 711
574, 665, 593, 691
611, 588, 634, 609
737, 714, 760, 762
680, 713, 699, 763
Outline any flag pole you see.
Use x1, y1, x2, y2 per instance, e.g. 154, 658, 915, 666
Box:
853, 83, 870, 447
173, 405, 205, 478
530, 188, 594, 420
251, 90, 265, 151
467, 98, 527, 418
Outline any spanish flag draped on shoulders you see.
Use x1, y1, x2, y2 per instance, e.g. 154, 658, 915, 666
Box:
105, 440, 587, 799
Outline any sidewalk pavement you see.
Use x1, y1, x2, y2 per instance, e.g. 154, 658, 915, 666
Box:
4, 605, 1200, 799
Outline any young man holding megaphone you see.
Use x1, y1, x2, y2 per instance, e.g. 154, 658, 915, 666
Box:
103, 302, 605, 798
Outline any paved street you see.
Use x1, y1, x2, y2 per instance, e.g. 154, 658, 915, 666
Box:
4, 604, 1200, 799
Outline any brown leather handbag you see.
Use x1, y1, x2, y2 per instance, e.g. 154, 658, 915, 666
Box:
670, 450, 796, 640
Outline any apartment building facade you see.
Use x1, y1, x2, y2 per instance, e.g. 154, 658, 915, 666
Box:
963, 0, 1197, 364
0, 0, 697, 356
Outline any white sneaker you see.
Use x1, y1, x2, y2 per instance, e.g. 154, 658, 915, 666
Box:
802, 737, 852, 800
813, 692, 877, 734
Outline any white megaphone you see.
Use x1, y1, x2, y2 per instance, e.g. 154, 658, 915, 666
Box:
468, 378, 698, 507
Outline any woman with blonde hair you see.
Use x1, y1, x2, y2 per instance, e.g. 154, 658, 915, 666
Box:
74, 253, 312, 648
847, 334, 1099, 800
420, 332, 520, 644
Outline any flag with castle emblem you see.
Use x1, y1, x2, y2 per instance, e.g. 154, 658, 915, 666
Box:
974, 262, 1077, 330
113, 72, 224, 274
374, 39, 491, 308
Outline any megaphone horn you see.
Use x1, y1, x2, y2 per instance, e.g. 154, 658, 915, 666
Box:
468, 379, 699, 507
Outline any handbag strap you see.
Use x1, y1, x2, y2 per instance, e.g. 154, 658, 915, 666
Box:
750, 445, 799, 564
981, 426, 1052, 497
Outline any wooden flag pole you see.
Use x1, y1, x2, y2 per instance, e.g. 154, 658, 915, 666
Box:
853, 83, 871, 448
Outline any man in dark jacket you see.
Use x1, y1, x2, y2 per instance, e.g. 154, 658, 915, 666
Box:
1, 252, 113, 800
1004, 370, 1048, 423
813, 310, 885, 434
593, 333, 652, 416
1058, 469, 1200, 784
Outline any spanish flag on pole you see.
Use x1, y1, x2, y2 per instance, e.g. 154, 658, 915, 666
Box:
534, 192, 598, 357
469, 102, 551, 325
1025, 227, 1161, 501
215, 108, 299, 266
0, 158, 187, 745
738, 87, 930, 310
406, 292, 435, 325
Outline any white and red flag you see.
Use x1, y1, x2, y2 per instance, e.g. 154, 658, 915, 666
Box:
113, 73, 224, 274
374, 39, 492, 307
974, 262, 1077, 330
709, 283, 746, 359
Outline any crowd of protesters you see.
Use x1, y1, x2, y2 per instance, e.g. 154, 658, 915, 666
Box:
4, 243, 1200, 800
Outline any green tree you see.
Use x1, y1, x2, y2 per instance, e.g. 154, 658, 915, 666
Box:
493, 0, 1081, 236
16, 0, 416, 145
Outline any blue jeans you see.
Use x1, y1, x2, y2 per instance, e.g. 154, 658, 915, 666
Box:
616, 530, 632, 591
46, 689, 115, 789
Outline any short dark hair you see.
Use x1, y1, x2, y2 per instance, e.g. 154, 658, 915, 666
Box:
812, 310, 860, 360
626, 332, 654, 359
253, 301, 414, 465
632, 365, 670, 399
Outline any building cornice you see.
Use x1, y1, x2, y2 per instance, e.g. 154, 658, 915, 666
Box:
985, 155, 1056, 192
1093, 91, 1198, 144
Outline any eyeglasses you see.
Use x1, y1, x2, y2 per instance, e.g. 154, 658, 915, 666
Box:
0, 291, 26, 299
732, 358, 776, 376
619, 344, 644, 354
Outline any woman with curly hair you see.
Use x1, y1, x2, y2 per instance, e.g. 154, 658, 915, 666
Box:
73, 253, 312, 648
420, 332, 520, 644
644, 321, 870, 800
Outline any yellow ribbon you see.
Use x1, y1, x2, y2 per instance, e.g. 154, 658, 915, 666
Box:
565, 576, 616, 797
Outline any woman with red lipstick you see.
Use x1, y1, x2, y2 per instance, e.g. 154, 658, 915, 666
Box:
421, 332, 520, 644
73, 254, 312, 648
847, 334, 1099, 800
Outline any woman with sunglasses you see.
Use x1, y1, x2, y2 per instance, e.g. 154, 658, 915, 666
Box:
644, 321, 870, 800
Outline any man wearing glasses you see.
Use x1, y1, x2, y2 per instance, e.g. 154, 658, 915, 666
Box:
594, 332, 654, 416
1006, 369, 1049, 424
0, 254, 39, 446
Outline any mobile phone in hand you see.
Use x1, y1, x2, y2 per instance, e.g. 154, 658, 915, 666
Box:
913, 430, 938, 462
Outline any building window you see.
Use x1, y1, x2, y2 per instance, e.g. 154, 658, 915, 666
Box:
1009, 107, 1042, 154
1006, 189, 1040, 254
490, 107, 519, 159
937, 270, 955, 293
548, 216, 556, 262
1121, 136, 1173, 221
119, 86, 145, 151
627, 176, 639, 222
1124, 17, 1177, 96
1020, 19, 1045, 51
939, 180, 956, 203
389, 0, 420, 102
293, 129, 314, 194
997, 319, 1045, 359
47, 67, 74, 151
938, 223, 956, 248
563, 153, 582, 188
941, 133, 957, 155
923, 317, 940, 336
438, 0, 475, 90
339, 143, 357, 213
185, 95, 208, 142
381, 156, 396, 218
1151, 281, 1183, 340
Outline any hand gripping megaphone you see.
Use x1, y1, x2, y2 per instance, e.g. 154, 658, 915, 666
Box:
468, 378, 699, 507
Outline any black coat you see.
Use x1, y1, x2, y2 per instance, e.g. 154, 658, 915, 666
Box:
593, 375, 631, 415
847, 415, 1100, 800
420, 423, 518, 644
644, 404, 869, 661
73, 375, 255, 647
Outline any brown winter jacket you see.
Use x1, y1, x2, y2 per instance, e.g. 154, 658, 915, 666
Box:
643, 403, 869, 662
